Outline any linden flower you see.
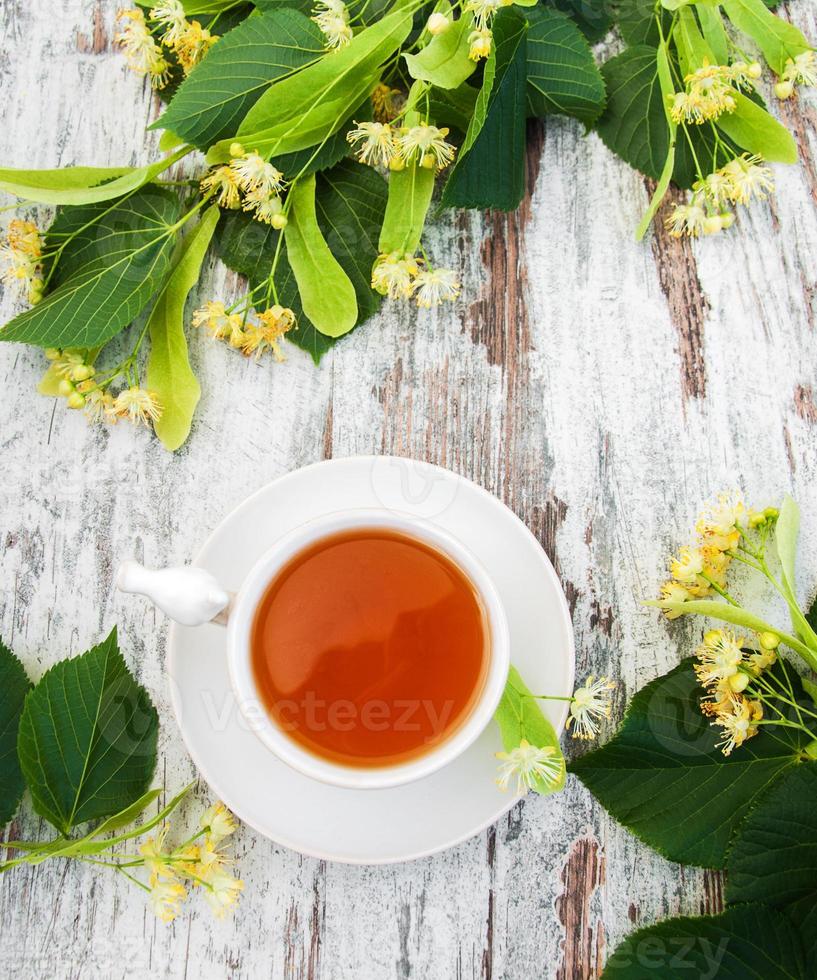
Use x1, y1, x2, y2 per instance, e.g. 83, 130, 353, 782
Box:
427, 12, 450, 35
670, 64, 739, 125
696, 491, 746, 551
347, 121, 398, 167
149, 0, 187, 47
111, 387, 163, 426
149, 878, 187, 922
411, 267, 461, 308
196, 840, 244, 918
1, 219, 43, 288
230, 150, 286, 197
468, 28, 492, 61
201, 166, 242, 209
566, 676, 615, 740
139, 826, 177, 882
84, 388, 115, 423
779, 50, 817, 95
312, 0, 353, 51
496, 739, 562, 795
175, 20, 218, 74
465, 0, 509, 31
658, 580, 692, 619
193, 301, 247, 346
714, 696, 763, 755
720, 154, 774, 206
201, 802, 238, 844
371, 252, 418, 299
665, 202, 707, 238
243, 189, 286, 227
241, 306, 296, 361
670, 545, 705, 585
371, 83, 401, 122
694, 629, 744, 689
115, 9, 171, 88
399, 124, 456, 170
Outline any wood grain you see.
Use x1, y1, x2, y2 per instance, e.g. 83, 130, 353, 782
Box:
1, 2, 816, 978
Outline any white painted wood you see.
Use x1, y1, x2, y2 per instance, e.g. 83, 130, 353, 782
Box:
1, 1, 816, 977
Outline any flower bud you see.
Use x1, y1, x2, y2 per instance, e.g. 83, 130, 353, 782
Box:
58, 378, 75, 398
729, 672, 750, 693
45, 348, 61, 361
718, 211, 735, 229
230, 142, 245, 158
66, 391, 86, 409
759, 631, 780, 651
748, 62, 762, 79
427, 12, 450, 35
421, 153, 436, 169
70, 364, 95, 382
703, 215, 723, 236
764, 507, 779, 520
389, 156, 405, 172
270, 213, 288, 230
775, 80, 794, 100
76, 380, 98, 394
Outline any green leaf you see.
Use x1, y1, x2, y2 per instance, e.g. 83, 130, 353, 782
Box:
1, 187, 183, 349
285, 174, 358, 337
773, 496, 817, 653
441, 8, 528, 211
215, 160, 385, 359
722, 0, 811, 75
16, 628, 158, 835
596, 45, 669, 181
146, 204, 219, 451
404, 14, 477, 89
636, 42, 676, 240
610, 0, 671, 47
569, 659, 816, 867
88, 788, 164, 834
0, 149, 188, 206
525, 7, 606, 127
674, 4, 714, 75
494, 665, 565, 795
274, 99, 369, 178
208, 5, 416, 162
379, 158, 435, 254
602, 905, 807, 979
548, 0, 611, 42
716, 91, 798, 163
0, 639, 32, 826
153, 10, 324, 151
697, 4, 730, 64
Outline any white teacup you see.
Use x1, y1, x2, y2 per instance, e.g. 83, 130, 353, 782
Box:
116, 509, 510, 790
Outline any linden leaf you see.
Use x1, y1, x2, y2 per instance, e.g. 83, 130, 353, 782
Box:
0, 639, 32, 826
569, 659, 816, 867
17, 628, 158, 835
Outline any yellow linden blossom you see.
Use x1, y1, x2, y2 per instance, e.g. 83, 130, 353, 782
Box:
83, 388, 115, 423
566, 676, 615, 740
371, 83, 401, 122
346, 122, 398, 168
696, 490, 747, 551
201, 166, 242, 209
110, 387, 163, 426
174, 20, 218, 73
776, 50, 817, 98
719, 155, 775, 206
465, 0, 511, 31
411, 267, 461, 308
115, 9, 171, 88
1, 219, 43, 294
713, 695, 763, 755
311, 0, 353, 51
398, 124, 456, 170
371, 252, 419, 299
694, 629, 745, 690
139, 826, 177, 882
230, 149, 286, 197
670, 63, 748, 125
468, 28, 492, 61
665, 202, 707, 238
195, 839, 244, 918
495, 739, 562, 795
240, 307, 296, 361
243, 189, 287, 227
193, 301, 246, 346
149, 0, 187, 46
658, 580, 692, 618
201, 802, 238, 844
149, 878, 187, 922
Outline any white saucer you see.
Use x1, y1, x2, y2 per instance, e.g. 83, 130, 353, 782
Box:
168, 457, 575, 864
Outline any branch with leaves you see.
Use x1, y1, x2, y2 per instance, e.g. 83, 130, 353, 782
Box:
0, 628, 243, 923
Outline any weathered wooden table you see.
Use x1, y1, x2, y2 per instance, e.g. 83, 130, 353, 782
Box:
2, 1, 816, 977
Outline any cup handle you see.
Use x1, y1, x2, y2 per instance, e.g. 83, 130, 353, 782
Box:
115, 560, 233, 627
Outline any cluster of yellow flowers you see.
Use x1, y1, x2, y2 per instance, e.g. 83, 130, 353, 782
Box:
370, 83, 402, 123
140, 802, 243, 922
346, 121, 457, 172
1, 219, 44, 304
115, 2, 218, 89
311, 0, 353, 51
775, 50, 817, 99
660, 491, 777, 611
42, 349, 163, 426
695, 628, 779, 754
193, 301, 296, 361
669, 61, 760, 126
371, 253, 461, 308
666, 153, 775, 238
464, 0, 514, 61
201, 144, 288, 227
